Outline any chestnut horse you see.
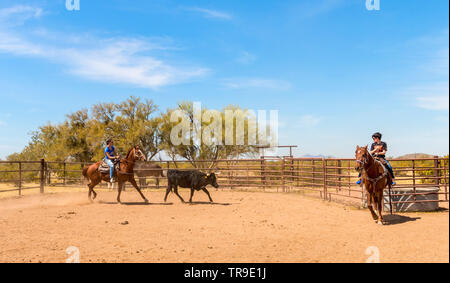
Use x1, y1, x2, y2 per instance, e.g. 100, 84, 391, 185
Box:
82, 146, 149, 203
355, 145, 392, 225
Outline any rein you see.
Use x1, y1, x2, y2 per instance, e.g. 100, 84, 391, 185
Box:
360, 153, 387, 187
117, 148, 137, 176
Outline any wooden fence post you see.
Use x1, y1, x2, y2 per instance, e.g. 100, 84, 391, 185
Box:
337, 160, 342, 191
434, 156, 440, 188
323, 159, 327, 200
281, 157, 286, 192
412, 160, 416, 202
260, 157, 266, 188
444, 159, 448, 201
312, 160, 315, 187
63, 162, 66, 185
18, 162, 22, 196
40, 159, 45, 194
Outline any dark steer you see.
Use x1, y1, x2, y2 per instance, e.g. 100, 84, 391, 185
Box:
164, 170, 219, 203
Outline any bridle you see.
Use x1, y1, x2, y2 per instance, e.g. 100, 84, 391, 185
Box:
357, 150, 388, 189
356, 151, 375, 171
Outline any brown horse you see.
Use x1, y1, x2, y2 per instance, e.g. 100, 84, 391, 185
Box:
355, 145, 392, 225
134, 161, 165, 189
82, 146, 148, 203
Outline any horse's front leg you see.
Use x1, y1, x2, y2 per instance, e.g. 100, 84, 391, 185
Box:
376, 190, 384, 225
366, 186, 378, 221
117, 180, 123, 203
129, 177, 149, 203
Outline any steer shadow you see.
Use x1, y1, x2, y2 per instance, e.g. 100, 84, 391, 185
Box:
383, 214, 421, 225
98, 201, 173, 206
187, 201, 232, 206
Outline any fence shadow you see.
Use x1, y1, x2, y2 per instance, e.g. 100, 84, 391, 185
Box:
383, 214, 421, 225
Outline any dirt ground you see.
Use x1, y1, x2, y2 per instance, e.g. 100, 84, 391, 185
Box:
0, 189, 448, 263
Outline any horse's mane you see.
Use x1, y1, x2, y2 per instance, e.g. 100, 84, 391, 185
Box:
126, 147, 135, 159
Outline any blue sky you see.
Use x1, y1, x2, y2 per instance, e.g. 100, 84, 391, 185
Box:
0, 0, 448, 158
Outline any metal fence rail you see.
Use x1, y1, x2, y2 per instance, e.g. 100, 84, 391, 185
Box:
1, 157, 448, 208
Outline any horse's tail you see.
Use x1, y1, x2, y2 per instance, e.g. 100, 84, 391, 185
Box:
82, 165, 89, 180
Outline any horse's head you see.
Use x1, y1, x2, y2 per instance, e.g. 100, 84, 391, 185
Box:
355, 145, 369, 171
127, 146, 147, 162
134, 146, 146, 161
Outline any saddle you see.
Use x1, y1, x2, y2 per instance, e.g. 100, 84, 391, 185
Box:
374, 157, 388, 169
98, 159, 120, 176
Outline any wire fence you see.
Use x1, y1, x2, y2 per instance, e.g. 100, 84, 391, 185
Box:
0, 157, 448, 209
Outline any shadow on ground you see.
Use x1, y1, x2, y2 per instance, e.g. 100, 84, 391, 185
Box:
98, 201, 173, 206
187, 201, 233, 206
383, 214, 421, 225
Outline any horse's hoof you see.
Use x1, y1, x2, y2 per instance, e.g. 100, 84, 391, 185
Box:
377, 221, 384, 225
144, 199, 149, 203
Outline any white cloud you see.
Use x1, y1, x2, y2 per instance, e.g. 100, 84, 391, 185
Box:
405, 31, 449, 112
298, 115, 322, 128
0, 5, 42, 20
416, 95, 449, 111
0, 5, 209, 89
236, 51, 256, 65
292, 0, 344, 19
222, 78, 292, 91
185, 7, 232, 20
406, 82, 449, 111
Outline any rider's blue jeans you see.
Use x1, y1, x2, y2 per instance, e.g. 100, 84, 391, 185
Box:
106, 159, 114, 179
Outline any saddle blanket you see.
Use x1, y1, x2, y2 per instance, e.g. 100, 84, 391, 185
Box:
98, 159, 119, 174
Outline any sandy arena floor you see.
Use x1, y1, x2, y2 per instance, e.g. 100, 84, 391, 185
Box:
0, 189, 448, 263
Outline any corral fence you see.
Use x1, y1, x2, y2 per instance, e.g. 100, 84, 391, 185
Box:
0, 157, 448, 209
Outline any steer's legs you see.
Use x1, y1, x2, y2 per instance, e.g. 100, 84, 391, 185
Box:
164, 184, 171, 202
189, 188, 195, 203
202, 188, 213, 203
173, 185, 185, 203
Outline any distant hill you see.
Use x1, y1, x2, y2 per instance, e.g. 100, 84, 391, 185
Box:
395, 153, 436, 159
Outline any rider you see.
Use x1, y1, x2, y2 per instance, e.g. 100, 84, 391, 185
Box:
356, 132, 395, 185
105, 138, 119, 183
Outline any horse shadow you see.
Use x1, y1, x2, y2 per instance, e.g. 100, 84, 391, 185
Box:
383, 214, 421, 225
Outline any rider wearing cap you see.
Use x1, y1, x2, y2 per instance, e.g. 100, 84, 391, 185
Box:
356, 132, 395, 185
105, 138, 119, 183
